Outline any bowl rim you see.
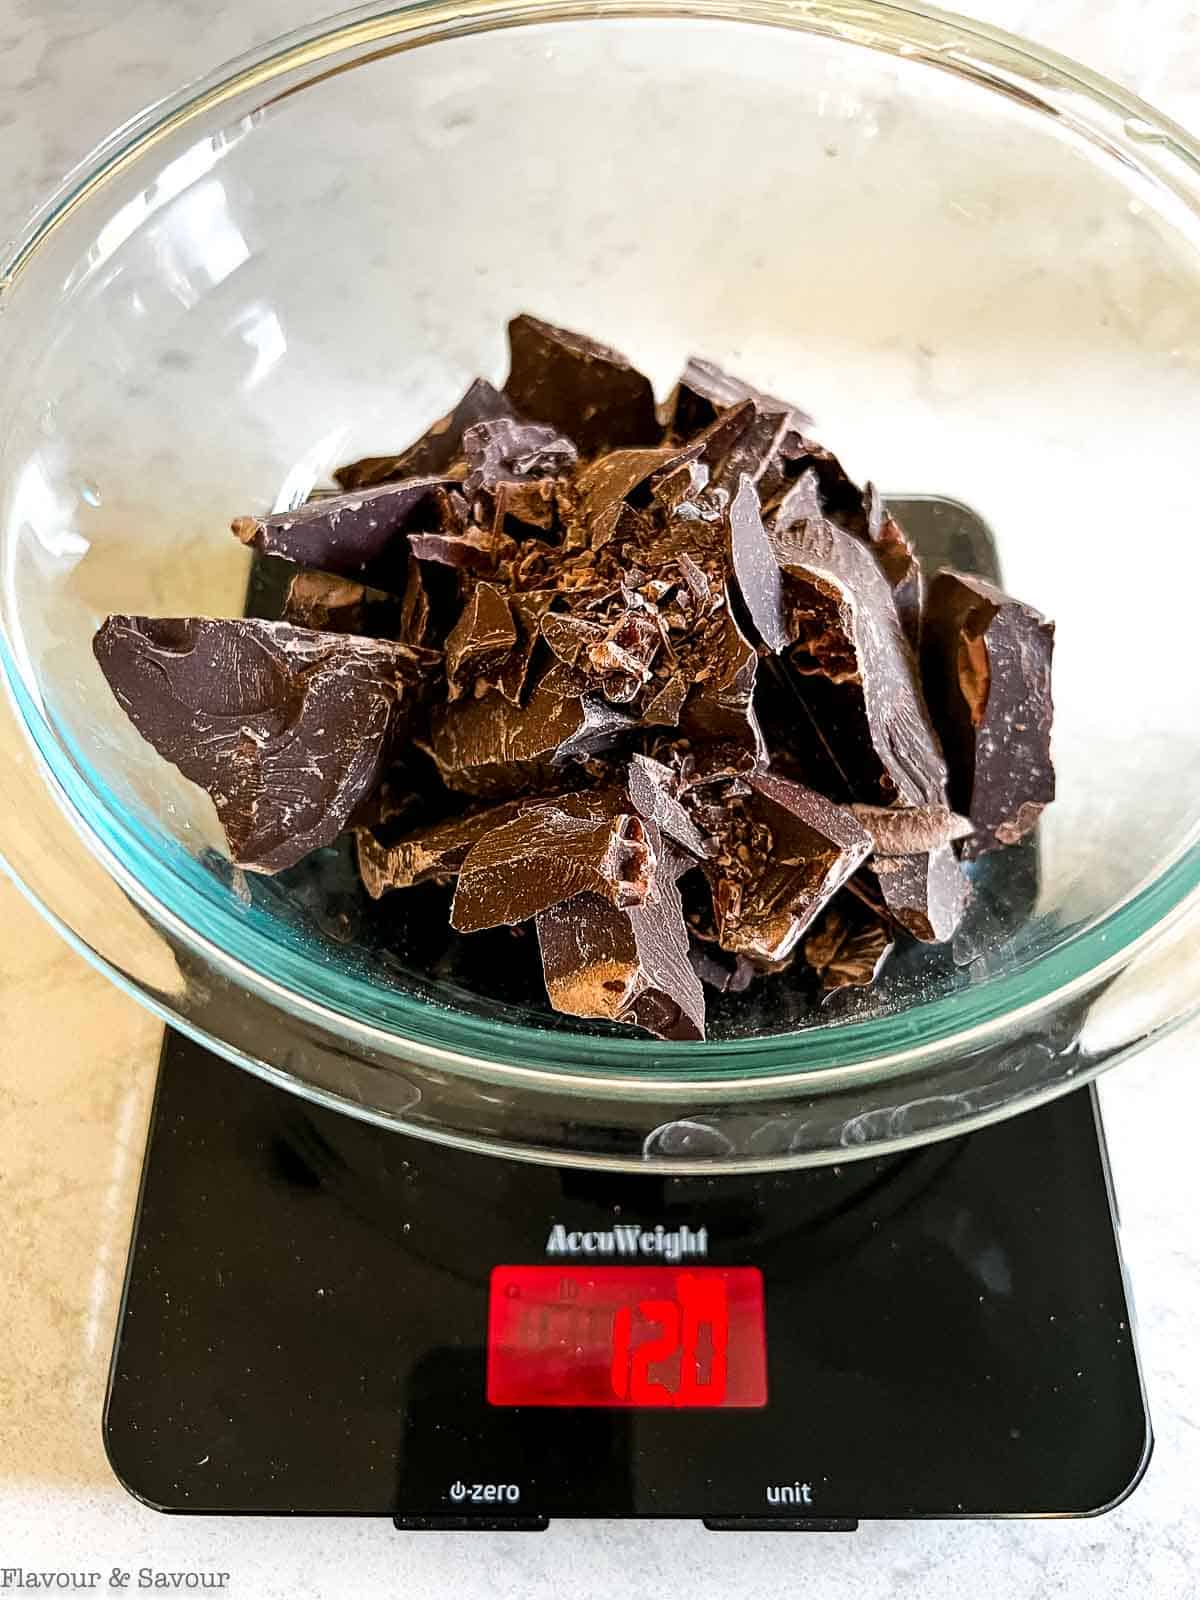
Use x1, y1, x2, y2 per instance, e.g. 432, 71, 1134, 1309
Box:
3, 0, 1200, 1095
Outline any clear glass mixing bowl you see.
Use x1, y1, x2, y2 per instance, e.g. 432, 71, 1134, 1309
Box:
2, 0, 1199, 1172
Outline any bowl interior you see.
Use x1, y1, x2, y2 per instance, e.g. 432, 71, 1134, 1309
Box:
4, 4, 1200, 1071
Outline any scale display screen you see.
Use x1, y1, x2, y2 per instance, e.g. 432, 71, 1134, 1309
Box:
487, 1265, 767, 1408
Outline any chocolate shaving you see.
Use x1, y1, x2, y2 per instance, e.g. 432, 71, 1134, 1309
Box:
805, 900, 895, 995
94, 616, 419, 873
849, 803, 973, 856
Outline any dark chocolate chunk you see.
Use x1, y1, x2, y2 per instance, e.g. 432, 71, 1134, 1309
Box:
626, 754, 711, 859
461, 417, 578, 494
864, 484, 923, 648
702, 772, 872, 965
666, 357, 811, 437
427, 678, 633, 797
849, 803, 973, 856
451, 801, 654, 932
870, 843, 970, 943
727, 475, 788, 652
407, 526, 509, 573
282, 570, 401, 637
444, 582, 519, 699
678, 606, 765, 756
770, 512, 949, 806
231, 479, 447, 587
356, 799, 527, 896
574, 444, 698, 524
536, 846, 706, 1040
334, 378, 516, 490
921, 571, 1056, 858
504, 314, 660, 455
804, 900, 895, 995
93, 616, 419, 873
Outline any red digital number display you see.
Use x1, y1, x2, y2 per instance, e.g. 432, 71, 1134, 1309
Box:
487, 1266, 767, 1408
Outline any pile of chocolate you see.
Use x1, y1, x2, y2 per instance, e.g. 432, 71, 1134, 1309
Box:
94, 316, 1055, 1040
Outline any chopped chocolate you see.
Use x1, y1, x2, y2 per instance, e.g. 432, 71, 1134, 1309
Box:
504, 314, 660, 455
357, 799, 527, 896
536, 848, 706, 1040
96, 316, 1057, 1036
427, 677, 633, 798
407, 525, 508, 573
770, 511, 948, 807
678, 606, 765, 756
849, 803, 973, 856
869, 843, 971, 944
921, 571, 1056, 858
444, 582, 518, 699
728, 475, 788, 652
231, 479, 447, 588
282, 570, 401, 637
864, 483, 923, 648
94, 616, 420, 873
451, 801, 654, 933
804, 900, 895, 995
626, 754, 711, 859
461, 417, 577, 494
701, 771, 872, 965
334, 378, 516, 490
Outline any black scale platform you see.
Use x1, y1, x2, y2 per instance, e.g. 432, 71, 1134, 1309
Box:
104, 1033, 1149, 1528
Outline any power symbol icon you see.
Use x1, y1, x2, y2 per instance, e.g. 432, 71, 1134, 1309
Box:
449, 1481, 468, 1502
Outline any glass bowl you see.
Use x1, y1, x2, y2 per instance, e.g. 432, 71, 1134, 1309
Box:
2, 0, 1199, 1172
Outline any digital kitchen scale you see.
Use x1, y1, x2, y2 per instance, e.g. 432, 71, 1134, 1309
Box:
104, 495, 1148, 1527
104, 1031, 1149, 1528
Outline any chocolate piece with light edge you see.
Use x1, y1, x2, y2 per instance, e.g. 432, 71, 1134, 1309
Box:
461, 416, 578, 494
231, 478, 448, 587
94, 616, 422, 873
451, 800, 654, 933
357, 799, 528, 896
282, 570, 402, 637
504, 314, 661, 455
921, 570, 1056, 858
869, 842, 971, 944
444, 582, 519, 699
427, 677, 634, 798
536, 845, 706, 1040
702, 771, 872, 966
770, 510, 948, 807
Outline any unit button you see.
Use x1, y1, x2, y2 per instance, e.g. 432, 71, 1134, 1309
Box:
765, 1480, 814, 1507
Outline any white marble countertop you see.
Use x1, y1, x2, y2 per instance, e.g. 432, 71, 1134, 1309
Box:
1, 1, 1198, 1596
